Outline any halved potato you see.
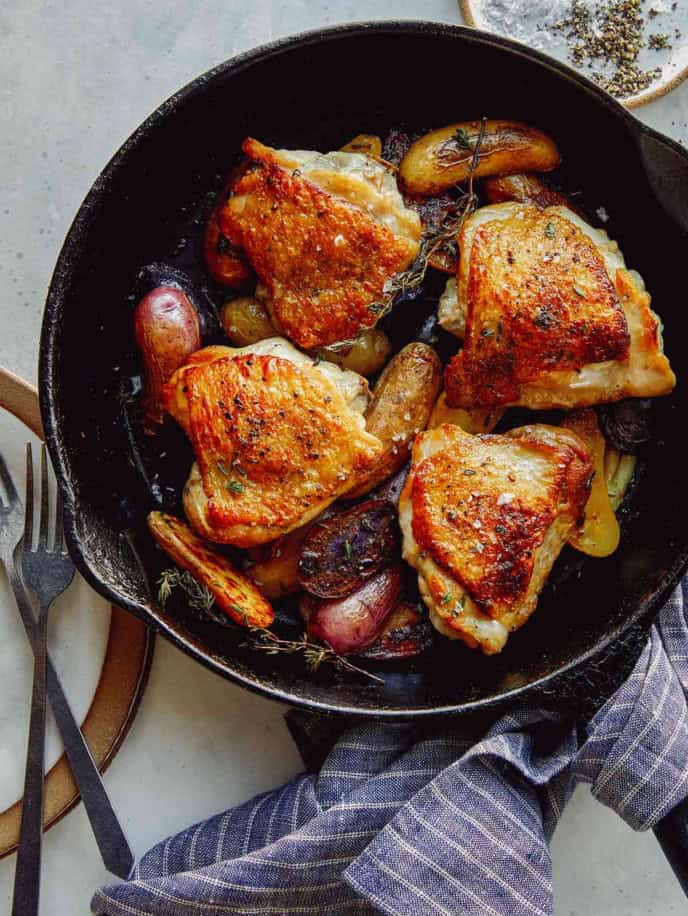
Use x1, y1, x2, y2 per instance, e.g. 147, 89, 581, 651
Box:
345, 342, 441, 498
562, 410, 620, 558
399, 120, 561, 196
428, 390, 504, 434
605, 449, 637, 512
247, 522, 314, 599
220, 296, 276, 347
483, 173, 570, 209
340, 133, 383, 157
319, 328, 392, 377
148, 511, 273, 628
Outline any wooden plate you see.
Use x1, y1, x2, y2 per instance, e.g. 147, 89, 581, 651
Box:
459, 0, 688, 109
0, 366, 154, 857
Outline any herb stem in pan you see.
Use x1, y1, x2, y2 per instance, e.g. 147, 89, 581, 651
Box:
157, 567, 383, 685
386, 117, 487, 299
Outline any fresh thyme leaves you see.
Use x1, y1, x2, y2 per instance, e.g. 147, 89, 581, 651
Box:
157, 568, 215, 612
463, 468, 477, 476
452, 127, 472, 150
157, 567, 383, 684
573, 285, 586, 298
481, 328, 495, 338
450, 594, 467, 618
343, 539, 353, 560
545, 222, 556, 238
216, 461, 230, 476
227, 480, 245, 494
246, 630, 384, 683
385, 118, 488, 301
440, 593, 452, 604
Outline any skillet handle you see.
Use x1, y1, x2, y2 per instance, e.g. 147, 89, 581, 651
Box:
639, 129, 688, 235
654, 799, 688, 896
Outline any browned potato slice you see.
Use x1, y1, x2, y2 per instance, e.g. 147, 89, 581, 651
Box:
319, 328, 392, 377
247, 523, 314, 599
297, 500, 400, 599
428, 391, 504, 434
483, 173, 570, 209
346, 342, 442, 498
562, 410, 620, 558
400, 120, 561, 196
148, 511, 273, 628
604, 448, 636, 512
220, 296, 276, 346
340, 133, 383, 157
359, 601, 434, 661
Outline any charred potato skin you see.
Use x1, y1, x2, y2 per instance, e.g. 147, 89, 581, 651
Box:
399, 120, 561, 197
359, 601, 434, 661
134, 286, 201, 434
148, 511, 274, 628
346, 343, 442, 499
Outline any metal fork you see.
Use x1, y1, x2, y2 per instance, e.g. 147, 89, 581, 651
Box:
12, 444, 76, 915
0, 446, 133, 915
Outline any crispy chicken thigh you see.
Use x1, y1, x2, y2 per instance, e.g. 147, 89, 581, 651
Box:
218, 138, 421, 349
399, 423, 593, 654
163, 338, 383, 547
442, 203, 675, 410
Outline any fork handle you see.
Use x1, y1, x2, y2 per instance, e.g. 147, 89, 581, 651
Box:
8, 565, 134, 879
12, 601, 49, 916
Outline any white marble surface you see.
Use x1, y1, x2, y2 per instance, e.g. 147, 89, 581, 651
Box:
1, 1, 687, 913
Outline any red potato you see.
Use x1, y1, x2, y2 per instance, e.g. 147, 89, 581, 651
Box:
134, 286, 201, 434
301, 565, 403, 655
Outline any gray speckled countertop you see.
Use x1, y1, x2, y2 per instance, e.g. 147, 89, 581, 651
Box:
1, 2, 687, 913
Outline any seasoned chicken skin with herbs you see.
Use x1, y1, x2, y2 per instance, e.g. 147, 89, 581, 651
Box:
218, 138, 421, 349
442, 203, 675, 410
399, 423, 593, 654
163, 338, 383, 547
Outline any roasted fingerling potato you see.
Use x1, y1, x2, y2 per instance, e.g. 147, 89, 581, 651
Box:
483, 173, 571, 209
319, 328, 392, 377
220, 296, 276, 346
134, 286, 202, 434
148, 511, 274, 628
428, 391, 504, 435
399, 120, 561, 196
345, 342, 442, 498
562, 410, 620, 558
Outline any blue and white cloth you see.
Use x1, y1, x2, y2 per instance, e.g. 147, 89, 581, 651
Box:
92, 581, 688, 915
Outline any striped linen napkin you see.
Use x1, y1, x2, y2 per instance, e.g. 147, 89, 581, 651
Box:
92, 581, 688, 916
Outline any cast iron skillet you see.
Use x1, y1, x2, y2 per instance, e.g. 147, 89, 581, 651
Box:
40, 22, 688, 720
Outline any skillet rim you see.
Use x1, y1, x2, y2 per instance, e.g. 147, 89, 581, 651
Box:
38, 19, 688, 718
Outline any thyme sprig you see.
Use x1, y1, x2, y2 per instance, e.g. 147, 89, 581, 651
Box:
385, 117, 488, 300
156, 567, 383, 685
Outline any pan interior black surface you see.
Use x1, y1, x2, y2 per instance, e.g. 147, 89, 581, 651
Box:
40, 22, 688, 717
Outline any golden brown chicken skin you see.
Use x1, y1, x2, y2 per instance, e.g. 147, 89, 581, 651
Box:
163, 339, 383, 547
219, 138, 420, 349
399, 423, 593, 654
443, 203, 675, 410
